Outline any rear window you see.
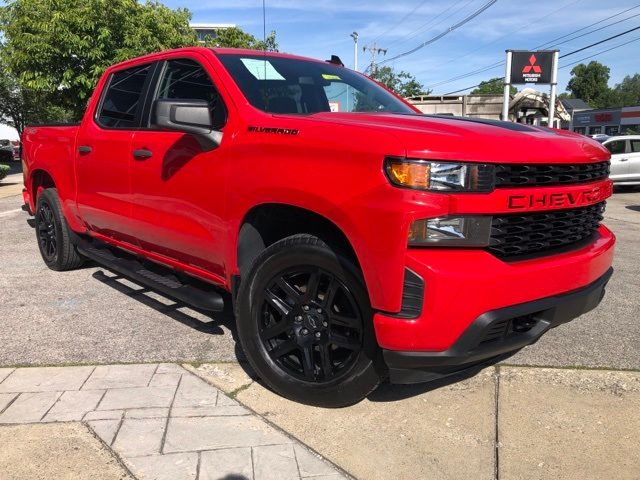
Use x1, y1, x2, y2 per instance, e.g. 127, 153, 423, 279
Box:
97, 64, 152, 128
216, 53, 415, 115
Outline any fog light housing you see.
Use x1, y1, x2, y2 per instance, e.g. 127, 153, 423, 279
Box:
409, 216, 493, 247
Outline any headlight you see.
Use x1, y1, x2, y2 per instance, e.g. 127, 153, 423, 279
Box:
385, 158, 494, 192
409, 216, 493, 246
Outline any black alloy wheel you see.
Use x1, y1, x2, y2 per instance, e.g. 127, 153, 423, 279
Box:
259, 267, 363, 383
236, 234, 381, 408
36, 201, 58, 262
35, 188, 85, 271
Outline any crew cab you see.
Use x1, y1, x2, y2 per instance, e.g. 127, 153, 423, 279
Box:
21, 47, 615, 407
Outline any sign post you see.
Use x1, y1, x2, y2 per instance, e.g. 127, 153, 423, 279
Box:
502, 51, 512, 121
503, 50, 559, 126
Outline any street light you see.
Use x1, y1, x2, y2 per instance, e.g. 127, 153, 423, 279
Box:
350, 32, 359, 71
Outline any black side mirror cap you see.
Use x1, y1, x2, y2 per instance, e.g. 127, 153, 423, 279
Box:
152, 99, 222, 150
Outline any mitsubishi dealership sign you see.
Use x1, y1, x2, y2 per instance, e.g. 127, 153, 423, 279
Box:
502, 50, 559, 126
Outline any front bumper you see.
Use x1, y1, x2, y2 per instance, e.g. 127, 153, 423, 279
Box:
384, 267, 613, 384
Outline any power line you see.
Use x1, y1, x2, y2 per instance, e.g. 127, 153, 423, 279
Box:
432, 0, 582, 73
372, 0, 430, 43
377, 0, 498, 66
385, 0, 470, 50
533, 3, 640, 49
426, 5, 640, 91
560, 35, 640, 69
559, 25, 640, 58
442, 33, 640, 95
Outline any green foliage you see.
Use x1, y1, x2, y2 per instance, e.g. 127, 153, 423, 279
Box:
204, 27, 278, 52
0, 0, 279, 121
0, 164, 10, 181
0, 59, 73, 134
566, 61, 611, 108
0, 0, 198, 119
471, 77, 516, 95
369, 66, 430, 98
611, 74, 640, 107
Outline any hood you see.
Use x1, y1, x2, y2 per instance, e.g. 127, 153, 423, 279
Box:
307, 112, 610, 164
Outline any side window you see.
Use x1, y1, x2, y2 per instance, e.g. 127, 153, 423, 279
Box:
155, 59, 227, 129
605, 140, 626, 155
98, 64, 152, 128
630, 140, 640, 153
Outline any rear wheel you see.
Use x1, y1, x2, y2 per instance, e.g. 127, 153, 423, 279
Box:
35, 188, 84, 271
236, 234, 381, 407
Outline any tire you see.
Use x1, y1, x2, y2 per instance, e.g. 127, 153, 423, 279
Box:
35, 188, 84, 271
236, 234, 382, 407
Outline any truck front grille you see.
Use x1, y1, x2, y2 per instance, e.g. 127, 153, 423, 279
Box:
495, 162, 610, 188
488, 202, 605, 259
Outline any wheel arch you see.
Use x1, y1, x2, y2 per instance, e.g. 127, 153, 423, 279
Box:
236, 203, 362, 278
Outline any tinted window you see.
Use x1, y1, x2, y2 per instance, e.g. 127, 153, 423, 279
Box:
155, 59, 226, 129
98, 64, 151, 128
630, 139, 640, 153
216, 54, 415, 115
605, 140, 626, 155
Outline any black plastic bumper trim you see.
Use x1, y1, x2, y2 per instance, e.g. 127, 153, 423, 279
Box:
384, 267, 613, 384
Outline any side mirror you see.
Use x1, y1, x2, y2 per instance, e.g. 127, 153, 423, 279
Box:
152, 99, 222, 150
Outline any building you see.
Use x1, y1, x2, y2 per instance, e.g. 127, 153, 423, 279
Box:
560, 98, 591, 130
190, 23, 236, 43
408, 88, 570, 127
570, 106, 640, 136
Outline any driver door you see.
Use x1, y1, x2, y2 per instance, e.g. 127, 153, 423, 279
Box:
129, 56, 229, 279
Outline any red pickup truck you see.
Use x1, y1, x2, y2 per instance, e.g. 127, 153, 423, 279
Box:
21, 47, 615, 407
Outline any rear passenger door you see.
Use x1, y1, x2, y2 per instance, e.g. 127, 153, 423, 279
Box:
129, 56, 230, 279
627, 138, 640, 180
76, 63, 155, 243
604, 139, 629, 181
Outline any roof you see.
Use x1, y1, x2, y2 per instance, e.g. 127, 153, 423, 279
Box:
560, 98, 591, 111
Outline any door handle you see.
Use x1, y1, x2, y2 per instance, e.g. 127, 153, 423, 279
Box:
620, 158, 629, 162
78, 145, 92, 155
133, 149, 153, 160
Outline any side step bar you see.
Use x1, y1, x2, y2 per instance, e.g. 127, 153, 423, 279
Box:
77, 240, 224, 312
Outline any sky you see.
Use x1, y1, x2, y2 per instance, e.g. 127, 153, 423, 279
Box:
164, 0, 640, 95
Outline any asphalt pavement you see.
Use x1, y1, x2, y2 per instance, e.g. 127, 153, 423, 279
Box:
0, 178, 639, 370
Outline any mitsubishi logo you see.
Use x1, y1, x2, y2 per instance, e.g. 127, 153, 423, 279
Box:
522, 54, 542, 74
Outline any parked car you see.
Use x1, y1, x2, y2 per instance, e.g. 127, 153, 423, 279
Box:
590, 133, 610, 143
20, 47, 615, 407
602, 135, 640, 185
0, 139, 14, 163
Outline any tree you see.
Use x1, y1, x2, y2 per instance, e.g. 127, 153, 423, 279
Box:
471, 77, 516, 95
206, 27, 278, 52
612, 74, 640, 107
566, 61, 611, 108
369, 66, 430, 98
0, 59, 72, 135
0, 0, 278, 120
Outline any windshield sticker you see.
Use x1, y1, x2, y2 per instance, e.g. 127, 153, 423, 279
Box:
240, 58, 285, 81
322, 74, 342, 81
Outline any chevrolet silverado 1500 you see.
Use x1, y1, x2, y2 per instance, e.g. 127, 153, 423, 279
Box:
21, 47, 615, 407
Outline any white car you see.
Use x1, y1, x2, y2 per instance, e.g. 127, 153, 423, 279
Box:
602, 135, 640, 186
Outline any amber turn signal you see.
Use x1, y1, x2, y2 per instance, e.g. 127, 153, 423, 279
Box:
386, 160, 431, 189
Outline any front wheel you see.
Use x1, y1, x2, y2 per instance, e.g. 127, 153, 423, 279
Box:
236, 234, 382, 407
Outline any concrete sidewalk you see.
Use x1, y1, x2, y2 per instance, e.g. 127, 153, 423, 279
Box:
0, 363, 347, 480
192, 362, 640, 480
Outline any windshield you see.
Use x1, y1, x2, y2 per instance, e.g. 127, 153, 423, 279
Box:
216, 53, 416, 115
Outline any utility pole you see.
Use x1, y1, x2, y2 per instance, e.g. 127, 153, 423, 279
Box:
350, 32, 359, 71
363, 42, 387, 74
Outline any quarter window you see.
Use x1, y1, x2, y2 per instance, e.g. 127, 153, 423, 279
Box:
98, 64, 152, 128
155, 59, 226, 129
630, 140, 640, 153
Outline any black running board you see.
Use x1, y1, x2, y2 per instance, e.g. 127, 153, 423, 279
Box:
77, 240, 224, 312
